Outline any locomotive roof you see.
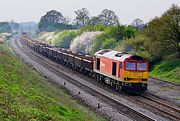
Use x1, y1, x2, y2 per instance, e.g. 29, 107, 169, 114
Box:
95, 49, 143, 61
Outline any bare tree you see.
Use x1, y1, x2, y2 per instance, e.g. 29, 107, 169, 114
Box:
74, 8, 90, 27
61, 16, 71, 25
132, 18, 145, 30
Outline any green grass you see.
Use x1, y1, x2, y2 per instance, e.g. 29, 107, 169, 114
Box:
150, 59, 180, 83
0, 42, 106, 121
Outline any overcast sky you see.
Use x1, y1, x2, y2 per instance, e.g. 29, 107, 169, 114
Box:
0, 0, 179, 24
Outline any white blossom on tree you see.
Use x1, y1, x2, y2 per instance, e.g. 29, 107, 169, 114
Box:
70, 31, 102, 54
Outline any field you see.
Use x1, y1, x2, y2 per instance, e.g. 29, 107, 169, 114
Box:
0, 42, 106, 121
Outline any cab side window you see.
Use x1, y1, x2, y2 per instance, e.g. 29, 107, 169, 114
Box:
96, 58, 100, 70
112, 62, 117, 76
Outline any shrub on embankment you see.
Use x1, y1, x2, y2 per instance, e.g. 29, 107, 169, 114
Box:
90, 25, 138, 55
49, 30, 81, 48
70, 31, 102, 54
0, 42, 106, 121
45, 25, 106, 49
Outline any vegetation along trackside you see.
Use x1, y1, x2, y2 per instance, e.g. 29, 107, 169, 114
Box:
0, 42, 106, 121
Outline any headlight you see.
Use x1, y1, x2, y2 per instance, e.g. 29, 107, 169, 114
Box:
124, 78, 131, 81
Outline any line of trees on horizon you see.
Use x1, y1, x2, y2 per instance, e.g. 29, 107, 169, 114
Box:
38, 8, 145, 32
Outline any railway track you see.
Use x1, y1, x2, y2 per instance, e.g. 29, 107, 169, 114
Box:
14, 38, 180, 121
139, 92, 180, 121
149, 77, 180, 86
103, 85, 180, 121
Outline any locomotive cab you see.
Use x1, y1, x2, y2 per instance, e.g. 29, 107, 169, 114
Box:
122, 56, 148, 93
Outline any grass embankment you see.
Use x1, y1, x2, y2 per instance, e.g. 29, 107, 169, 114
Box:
0, 42, 106, 121
150, 60, 180, 84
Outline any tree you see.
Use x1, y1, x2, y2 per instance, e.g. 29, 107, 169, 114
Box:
119, 35, 151, 60
74, 8, 90, 27
132, 18, 145, 30
61, 16, 71, 25
98, 9, 119, 26
90, 25, 139, 55
143, 4, 180, 59
0, 22, 12, 33
52, 30, 79, 48
9, 20, 19, 31
38, 10, 65, 31
88, 16, 101, 26
70, 31, 102, 54
101, 38, 117, 49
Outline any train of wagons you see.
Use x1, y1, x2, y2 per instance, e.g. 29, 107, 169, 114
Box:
20, 33, 149, 94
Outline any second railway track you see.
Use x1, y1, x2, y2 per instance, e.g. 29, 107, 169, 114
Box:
14, 38, 180, 121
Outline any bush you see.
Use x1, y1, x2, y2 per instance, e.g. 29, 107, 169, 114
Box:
70, 31, 102, 54
90, 25, 139, 54
117, 35, 152, 60
50, 24, 107, 51
101, 38, 117, 49
80, 24, 106, 32
50, 30, 80, 48
46, 23, 73, 32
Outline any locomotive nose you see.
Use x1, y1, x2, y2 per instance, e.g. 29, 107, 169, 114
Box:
131, 72, 143, 79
